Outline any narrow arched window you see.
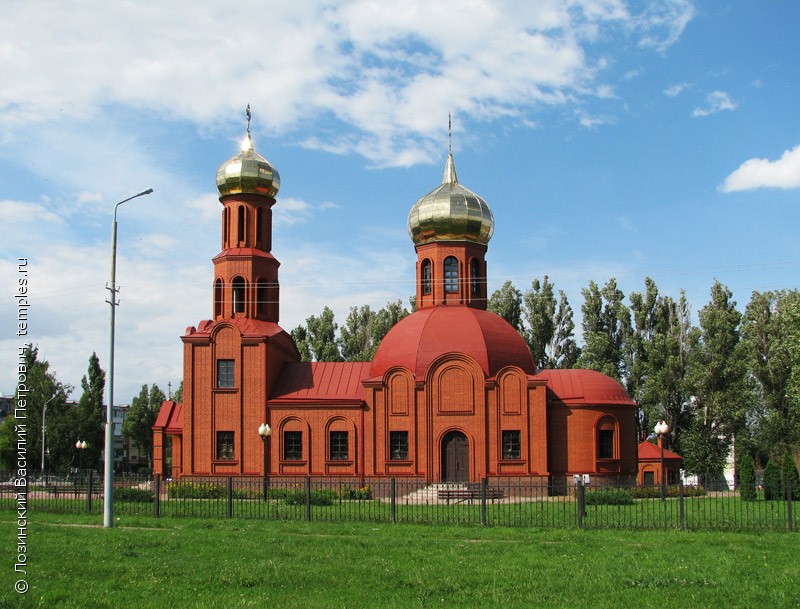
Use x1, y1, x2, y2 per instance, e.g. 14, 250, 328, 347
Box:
597, 417, 616, 459
214, 279, 223, 318
444, 256, 459, 294
256, 280, 267, 316
256, 207, 263, 246
237, 205, 245, 243
222, 208, 229, 248
470, 258, 480, 296
232, 276, 246, 313
421, 259, 432, 295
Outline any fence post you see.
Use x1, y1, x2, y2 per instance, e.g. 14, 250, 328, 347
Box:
153, 474, 161, 518
226, 476, 233, 519
577, 479, 585, 528
305, 477, 312, 522
87, 470, 93, 513
481, 478, 488, 527
788, 479, 793, 533
679, 477, 685, 531
390, 478, 396, 524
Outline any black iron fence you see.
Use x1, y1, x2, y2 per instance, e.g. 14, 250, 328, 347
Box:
3, 472, 796, 532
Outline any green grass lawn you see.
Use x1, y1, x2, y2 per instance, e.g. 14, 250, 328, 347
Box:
2, 510, 799, 609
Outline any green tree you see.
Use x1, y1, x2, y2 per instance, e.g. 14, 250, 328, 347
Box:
74, 352, 105, 471
172, 381, 184, 404
742, 290, 800, 459
637, 290, 697, 450
304, 307, 342, 362
551, 290, 580, 369
762, 459, 781, 500
578, 278, 631, 381
684, 282, 752, 484
340, 305, 376, 361
488, 280, 523, 332
523, 277, 555, 369
290, 325, 312, 362
0, 345, 72, 472
737, 453, 757, 501
781, 452, 800, 499
122, 384, 166, 468
371, 299, 409, 346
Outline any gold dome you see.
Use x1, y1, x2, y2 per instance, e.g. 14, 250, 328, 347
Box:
216, 132, 280, 198
407, 152, 494, 246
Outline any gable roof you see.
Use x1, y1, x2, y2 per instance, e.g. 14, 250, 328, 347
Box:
153, 400, 183, 434
638, 440, 683, 461
270, 361, 372, 404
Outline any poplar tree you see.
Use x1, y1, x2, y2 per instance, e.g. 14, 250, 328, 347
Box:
122, 383, 166, 468
578, 278, 631, 382
523, 276, 555, 369
304, 307, 342, 362
488, 280, 524, 332
340, 305, 376, 361
74, 352, 105, 471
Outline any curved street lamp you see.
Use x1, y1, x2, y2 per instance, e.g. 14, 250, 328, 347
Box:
654, 420, 670, 501
258, 423, 272, 501
105, 188, 153, 529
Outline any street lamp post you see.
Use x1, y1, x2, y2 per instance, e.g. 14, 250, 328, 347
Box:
41, 394, 57, 478
655, 420, 670, 501
105, 188, 153, 529
258, 423, 272, 501
76, 440, 87, 475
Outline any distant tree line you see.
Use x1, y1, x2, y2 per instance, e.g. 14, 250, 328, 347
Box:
0, 345, 179, 474
291, 278, 800, 483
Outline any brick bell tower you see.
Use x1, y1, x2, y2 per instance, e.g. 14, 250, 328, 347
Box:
406, 118, 494, 309
174, 107, 300, 477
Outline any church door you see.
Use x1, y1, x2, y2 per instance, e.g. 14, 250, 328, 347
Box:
442, 431, 469, 483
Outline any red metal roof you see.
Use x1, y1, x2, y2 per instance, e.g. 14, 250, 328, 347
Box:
185, 318, 291, 339
153, 400, 183, 433
638, 440, 683, 461
370, 305, 535, 378
534, 369, 637, 406
270, 361, 372, 404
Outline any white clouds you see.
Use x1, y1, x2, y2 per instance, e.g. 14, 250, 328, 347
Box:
663, 82, 690, 97
0, 0, 695, 167
719, 144, 800, 192
692, 91, 737, 117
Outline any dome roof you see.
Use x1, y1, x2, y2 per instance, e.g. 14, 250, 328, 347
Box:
407, 152, 494, 247
216, 132, 280, 198
370, 306, 535, 378
533, 369, 637, 406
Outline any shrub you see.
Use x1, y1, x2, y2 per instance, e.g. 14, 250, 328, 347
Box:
585, 488, 634, 505
284, 489, 336, 506
114, 487, 154, 502
738, 454, 757, 501
629, 485, 706, 499
166, 481, 226, 499
781, 453, 800, 500
762, 460, 782, 501
339, 484, 372, 500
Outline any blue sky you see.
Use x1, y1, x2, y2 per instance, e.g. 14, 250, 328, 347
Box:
1, 0, 799, 403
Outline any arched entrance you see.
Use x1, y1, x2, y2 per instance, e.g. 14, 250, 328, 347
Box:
441, 431, 469, 483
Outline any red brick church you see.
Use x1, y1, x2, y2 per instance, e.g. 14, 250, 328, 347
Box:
153, 119, 638, 485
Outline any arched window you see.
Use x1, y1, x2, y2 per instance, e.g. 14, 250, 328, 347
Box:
214, 279, 223, 318
223, 208, 230, 248
232, 276, 246, 314
597, 417, 617, 459
256, 279, 267, 317
256, 207, 263, 246
237, 205, 245, 243
444, 256, 459, 294
470, 258, 480, 296
421, 259, 432, 295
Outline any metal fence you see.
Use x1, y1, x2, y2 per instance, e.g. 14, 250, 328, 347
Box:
3, 472, 796, 532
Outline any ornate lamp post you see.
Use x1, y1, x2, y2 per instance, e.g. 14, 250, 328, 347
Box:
258, 423, 272, 501
76, 440, 87, 475
654, 420, 670, 501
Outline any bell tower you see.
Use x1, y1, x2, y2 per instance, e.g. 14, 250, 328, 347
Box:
213, 105, 282, 322
407, 118, 494, 309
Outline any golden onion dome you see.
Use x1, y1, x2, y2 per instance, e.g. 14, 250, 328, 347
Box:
216, 130, 280, 198
407, 152, 494, 246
